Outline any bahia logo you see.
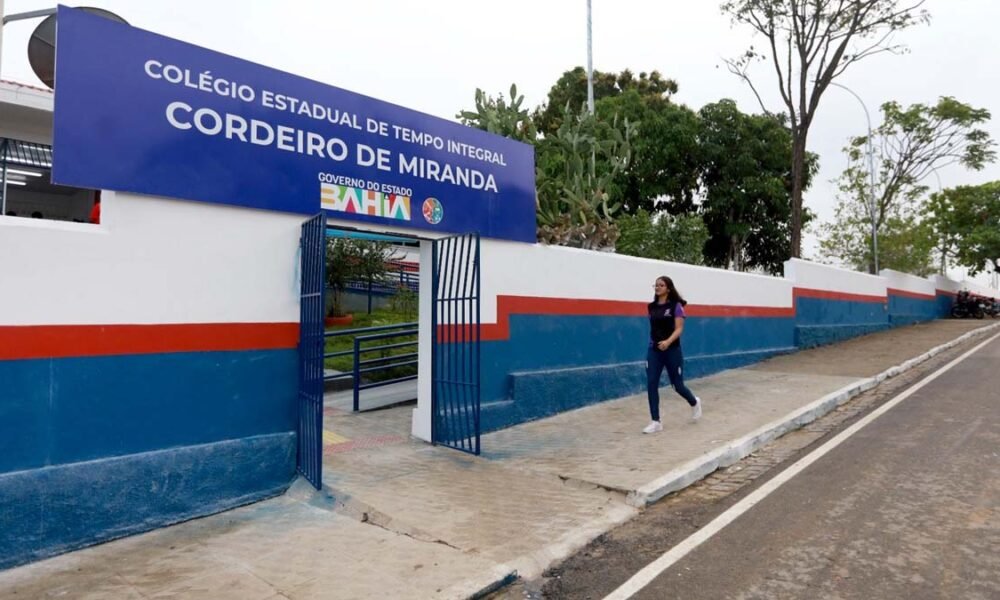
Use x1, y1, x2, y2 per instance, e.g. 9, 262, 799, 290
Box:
422, 197, 443, 224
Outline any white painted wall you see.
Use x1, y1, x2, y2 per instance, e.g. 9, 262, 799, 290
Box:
930, 274, 963, 295
784, 258, 887, 297
0, 191, 302, 326
964, 280, 997, 297
0, 82, 53, 143
478, 241, 792, 324
879, 269, 936, 297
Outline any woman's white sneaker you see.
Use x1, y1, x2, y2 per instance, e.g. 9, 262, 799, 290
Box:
691, 398, 703, 422
642, 421, 663, 434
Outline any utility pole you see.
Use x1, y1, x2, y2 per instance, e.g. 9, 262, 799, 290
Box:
829, 81, 879, 274
586, 0, 594, 115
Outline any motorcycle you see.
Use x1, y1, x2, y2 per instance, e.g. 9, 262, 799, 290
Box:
985, 298, 1000, 318
951, 290, 986, 319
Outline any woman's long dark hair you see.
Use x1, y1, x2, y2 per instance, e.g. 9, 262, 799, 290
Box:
654, 275, 687, 306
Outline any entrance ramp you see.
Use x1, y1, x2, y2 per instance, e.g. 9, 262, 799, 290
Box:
324, 381, 417, 413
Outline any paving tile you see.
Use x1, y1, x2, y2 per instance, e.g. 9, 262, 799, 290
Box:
0, 573, 143, 600
146, 568, 276, 600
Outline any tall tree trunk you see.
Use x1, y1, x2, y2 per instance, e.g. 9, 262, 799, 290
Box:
790, 133, 808, 258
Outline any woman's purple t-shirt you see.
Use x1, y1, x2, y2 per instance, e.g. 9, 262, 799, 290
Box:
648, 300, 685, 349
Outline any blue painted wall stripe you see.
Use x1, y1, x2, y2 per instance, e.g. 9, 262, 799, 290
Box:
794, 296, 888, 327
1, 349, 297, 474
0, 433, 295, 570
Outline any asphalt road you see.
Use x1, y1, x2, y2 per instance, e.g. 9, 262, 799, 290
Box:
529, 333, 1000, 600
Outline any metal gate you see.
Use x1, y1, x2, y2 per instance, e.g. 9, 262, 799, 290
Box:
431, 233, 482, 454
298, 213, 326, 488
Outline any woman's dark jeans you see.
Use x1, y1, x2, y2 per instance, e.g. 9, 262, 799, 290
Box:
647, 345, 697, 421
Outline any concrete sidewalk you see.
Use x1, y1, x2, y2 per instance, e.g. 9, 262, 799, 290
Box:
1, 320, 996, 600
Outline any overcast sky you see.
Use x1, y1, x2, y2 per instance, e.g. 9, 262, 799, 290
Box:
2, 0, 998, 282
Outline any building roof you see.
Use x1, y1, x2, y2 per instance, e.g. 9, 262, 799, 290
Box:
0, 78, 54, 114
0, 79, 53, 94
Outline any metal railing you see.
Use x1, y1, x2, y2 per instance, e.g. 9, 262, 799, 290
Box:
1, 138, 53, 169
323, 322, 418, 411
344, 260, 420, 295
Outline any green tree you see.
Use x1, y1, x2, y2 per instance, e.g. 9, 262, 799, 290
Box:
596, 89, 702, 215
534, 68, 698, 216
925, 183, 1000, 275
460, 83, 631, 249
698, 100, 815, 274
534, 67, 677, 135
615, 209, 709, 265
820, 193, 937, 275
823, 96, 995, 273
924, 187, 963, 274
722, 0, 931, 258
325, 239, 399, 316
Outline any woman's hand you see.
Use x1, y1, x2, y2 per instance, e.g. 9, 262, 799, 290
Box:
657, 340, 669, 351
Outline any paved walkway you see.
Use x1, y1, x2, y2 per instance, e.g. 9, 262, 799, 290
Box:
1, 320, 995, 600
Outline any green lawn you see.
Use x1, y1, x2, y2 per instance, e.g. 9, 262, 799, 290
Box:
324, 308, 418, 383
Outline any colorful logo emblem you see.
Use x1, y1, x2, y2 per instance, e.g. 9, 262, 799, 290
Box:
422, 197, 443, 224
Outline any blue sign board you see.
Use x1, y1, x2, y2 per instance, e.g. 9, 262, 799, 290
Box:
52, 7, 537, 242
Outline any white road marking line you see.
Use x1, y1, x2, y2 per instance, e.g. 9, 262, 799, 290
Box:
603, 332, 1000, 600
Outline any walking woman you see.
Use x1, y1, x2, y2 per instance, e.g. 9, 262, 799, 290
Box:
643, 275, 701, 433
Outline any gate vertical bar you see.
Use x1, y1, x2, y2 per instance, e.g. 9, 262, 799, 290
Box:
451, 235, 466, 450
447, 237, 458, 445
459, 235, 470, 451
445, 237, 459, 445
473, 234, 481, 454
430, 239, 439, 444
447, 236, 462, 448
457, 235, 473, 451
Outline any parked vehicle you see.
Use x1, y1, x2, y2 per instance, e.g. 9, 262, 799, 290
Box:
984, 298, 1000, 318
951, 290, 986, 319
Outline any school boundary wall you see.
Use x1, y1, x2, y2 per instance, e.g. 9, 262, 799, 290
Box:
0, 193, 303, 570
881, 268, 940, 326
475, 249, 974, 432
476, 243, 796, 431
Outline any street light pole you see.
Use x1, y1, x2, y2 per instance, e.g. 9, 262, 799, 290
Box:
0, 0, 5, 79
829, 81, 879, 274
586, 0, 594, 115
929, 168, 950, 275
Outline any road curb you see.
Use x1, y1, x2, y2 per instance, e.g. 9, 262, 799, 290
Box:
467, 500, 638, 593
627, 321, 1000, 507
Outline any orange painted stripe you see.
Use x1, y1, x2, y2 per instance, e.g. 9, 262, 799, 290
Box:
500, 296, 647, 317
793, 287, 886, 303
687, 305, 796, 318
0, 323, 299, 361
936, 289, 958, 298
887, 287, 937, 301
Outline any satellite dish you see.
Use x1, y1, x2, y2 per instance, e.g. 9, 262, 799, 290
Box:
28, 7, 128, 89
